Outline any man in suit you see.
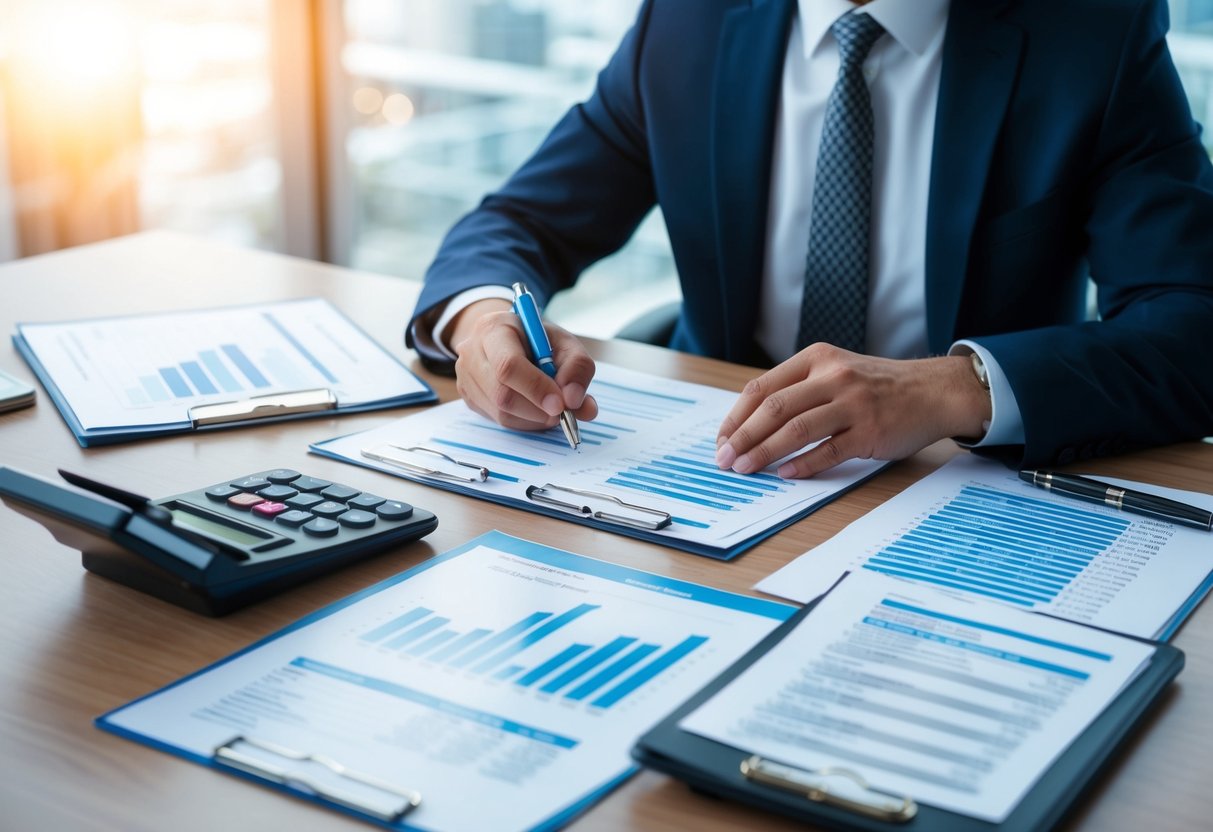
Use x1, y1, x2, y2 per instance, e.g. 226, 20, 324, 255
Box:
407, 0, 1213, 477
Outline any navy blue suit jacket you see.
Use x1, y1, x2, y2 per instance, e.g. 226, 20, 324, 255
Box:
409, 0, 1213, 467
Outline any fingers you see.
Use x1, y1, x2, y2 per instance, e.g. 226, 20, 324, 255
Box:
774, 432, 856, 479
548, 323, 597, 412
716, 347, 840, 474
453, 308, 597, 431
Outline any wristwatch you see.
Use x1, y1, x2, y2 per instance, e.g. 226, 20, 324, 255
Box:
970, 352, 991, 391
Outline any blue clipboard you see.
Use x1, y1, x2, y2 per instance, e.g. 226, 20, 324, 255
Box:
14, 298, 436, 447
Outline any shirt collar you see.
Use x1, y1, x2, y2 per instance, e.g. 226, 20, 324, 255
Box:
800, 0, 950, 60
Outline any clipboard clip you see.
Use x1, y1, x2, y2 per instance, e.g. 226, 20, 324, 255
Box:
525, 483, 672, 530
361, 444, 489, 483
740, 756, 917, 823
213, 735, 422, 823
190, 388, 337, 427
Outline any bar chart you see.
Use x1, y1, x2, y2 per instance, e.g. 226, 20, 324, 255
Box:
122, 311, 337, 407
861, 484, 1132, 606
607, 439, 790, 515
359, 601, 710, 709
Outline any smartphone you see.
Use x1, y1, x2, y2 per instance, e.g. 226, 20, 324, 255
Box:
0, 368, 35, 414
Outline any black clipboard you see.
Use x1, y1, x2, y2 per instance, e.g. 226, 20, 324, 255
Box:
632, 595, 1184, 832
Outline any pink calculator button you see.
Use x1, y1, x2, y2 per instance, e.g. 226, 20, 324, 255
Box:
252, 501, 289, 518
227, 492, 266, 510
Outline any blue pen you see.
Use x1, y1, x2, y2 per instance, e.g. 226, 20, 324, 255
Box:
512, 282, 581, 450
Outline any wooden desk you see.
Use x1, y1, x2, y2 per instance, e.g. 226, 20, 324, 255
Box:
1, 232, 1210, 831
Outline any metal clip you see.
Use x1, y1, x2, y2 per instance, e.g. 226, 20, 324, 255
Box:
214, 736, 421, 822
525, 483, 672, 530
361, 444, 488, 483
740, 756, 917, 822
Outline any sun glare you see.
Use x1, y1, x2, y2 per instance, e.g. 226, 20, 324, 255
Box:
10, 1, 139, 96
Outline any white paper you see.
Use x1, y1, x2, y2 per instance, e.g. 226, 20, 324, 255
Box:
102, 533, 793, 832
18, 298, 428, 429
757, 455, 1213, 639
313, 362, 884, 551
682, 569, 1154, 822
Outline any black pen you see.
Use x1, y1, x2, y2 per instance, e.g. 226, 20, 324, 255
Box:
1019, 470, 1213, 532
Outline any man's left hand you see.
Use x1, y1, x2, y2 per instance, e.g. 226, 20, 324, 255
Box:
714, 344, 992, 478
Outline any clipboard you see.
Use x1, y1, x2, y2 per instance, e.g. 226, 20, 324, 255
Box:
311, 439, 886, 560
13, 298, 436, 446
310, 364, 890, 561
95, 530, 796, 831
631, 593, 1185, 832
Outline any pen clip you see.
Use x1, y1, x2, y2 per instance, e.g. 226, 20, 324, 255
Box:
740, 755, 917, 823
361, 444, 489, 483
525, 483, 672, 530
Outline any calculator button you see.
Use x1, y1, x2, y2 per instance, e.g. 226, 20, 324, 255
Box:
321, 484, 361, 502
258, 485, 299, 502
205, 484, 241, 501
228, 493, 267, 511
375, 500, 414, 521
231, 476, 270, 492
302, 517, 340, 537
347, 493, 385, 510
311, 500, 348, 519
285, 493, 325, 510
291, 476, 332, 492
275, 509, 313, 528
261, 468, 301, 484
337, 509, 377, 529
252, 501, 289, 519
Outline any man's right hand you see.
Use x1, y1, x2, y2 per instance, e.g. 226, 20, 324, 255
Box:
448, 298, 598, 431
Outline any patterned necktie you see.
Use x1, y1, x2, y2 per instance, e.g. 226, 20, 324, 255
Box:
795, 12, 887, 354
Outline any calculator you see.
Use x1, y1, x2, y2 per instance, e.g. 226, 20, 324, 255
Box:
0, 466, 437, 616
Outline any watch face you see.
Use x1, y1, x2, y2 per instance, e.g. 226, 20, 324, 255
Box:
970, 353, 991, 390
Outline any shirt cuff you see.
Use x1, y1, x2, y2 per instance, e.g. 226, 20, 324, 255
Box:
427, 285, 517, 359
948, 340, 1026, 448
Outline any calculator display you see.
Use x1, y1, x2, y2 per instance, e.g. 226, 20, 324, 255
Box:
169, 506, 268, 548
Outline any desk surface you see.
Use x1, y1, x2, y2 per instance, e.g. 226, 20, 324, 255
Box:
1, 232, 1211, 831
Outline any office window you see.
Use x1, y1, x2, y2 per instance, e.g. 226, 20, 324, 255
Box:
0, 0, 292, 259
327, 0, 680, 338
1171, 0, 1213, 154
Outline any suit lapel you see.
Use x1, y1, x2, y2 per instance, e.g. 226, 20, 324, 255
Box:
925, 0, 1024, 353
711, 0, 795, 363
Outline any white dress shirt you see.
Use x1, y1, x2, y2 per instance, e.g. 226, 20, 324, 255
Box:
426, 0, 1024, 446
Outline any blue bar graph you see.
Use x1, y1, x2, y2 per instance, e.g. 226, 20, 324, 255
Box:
200, 349, 242, 393
139, 375, 170, 402
539, 637, 637, 695
158, 367, 193, 397
429, 628, 493, 663
469, 604, 599, 674
180, 361, 218, 395
591, 635, 709, 709
385, 617, 450, 650
356, 601, 711, 709
862, 485, 1132, 606
406, 630, 459, 657
517, 644, 592, 687
221, 344, 270, 388
450, 612, 554, 669
360, 607, 433, 643
565, 644, 661, 701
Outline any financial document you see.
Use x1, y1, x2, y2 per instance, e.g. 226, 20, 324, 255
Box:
100, 532, 793, 832
757, 455, 1213, 639
681, 569, 1154, 822
312, 362, 885, 556
17, 298, 429, 429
